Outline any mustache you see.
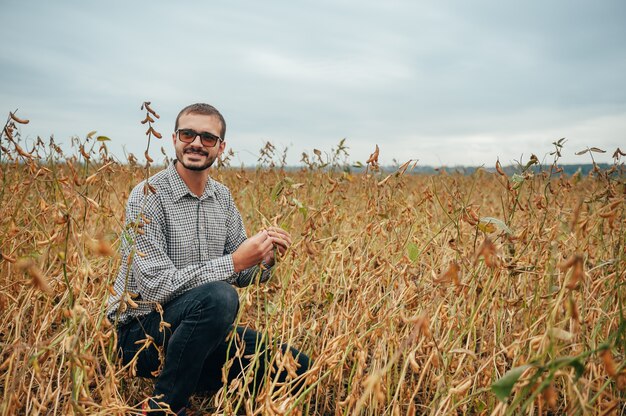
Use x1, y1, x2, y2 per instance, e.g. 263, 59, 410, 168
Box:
184, 148, 208, 156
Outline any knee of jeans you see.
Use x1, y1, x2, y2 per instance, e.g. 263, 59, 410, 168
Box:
196, 281, 239, 323
214, 280, 239, 317
298, 352, 312, 374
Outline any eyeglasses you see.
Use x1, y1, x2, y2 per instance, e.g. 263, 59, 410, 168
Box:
176, 128, 222, 148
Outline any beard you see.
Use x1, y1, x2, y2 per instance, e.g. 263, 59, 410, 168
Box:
176, 147, 217, 171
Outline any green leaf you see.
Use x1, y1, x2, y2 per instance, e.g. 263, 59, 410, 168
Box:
270, 180, 284, 201
549, 356, 585, 380
292, 198, 307, 219
407, 243, 419, 262
491, 364, 532, 402
122, 230, 134, 246
511, 173, 524, 183
96, 136, 111, 142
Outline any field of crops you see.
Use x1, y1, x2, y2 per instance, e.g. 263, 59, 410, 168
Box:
0, 110, 625, 415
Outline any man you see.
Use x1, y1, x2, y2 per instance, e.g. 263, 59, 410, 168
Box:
108, 103, 310, 415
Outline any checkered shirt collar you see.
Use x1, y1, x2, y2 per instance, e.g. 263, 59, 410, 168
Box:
167, 161, 216, 201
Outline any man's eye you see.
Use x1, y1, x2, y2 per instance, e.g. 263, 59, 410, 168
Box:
180, 129, 196, 138
200, 133, 218, 141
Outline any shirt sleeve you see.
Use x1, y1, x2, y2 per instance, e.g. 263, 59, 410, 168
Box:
126, 197, 237, 306
222, 190, 272, 287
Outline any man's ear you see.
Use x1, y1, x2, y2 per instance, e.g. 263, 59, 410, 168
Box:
172, 132, 177, 145
218, 140, 226, 155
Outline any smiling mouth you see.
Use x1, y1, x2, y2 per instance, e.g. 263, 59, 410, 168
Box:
185, 150, 208, 157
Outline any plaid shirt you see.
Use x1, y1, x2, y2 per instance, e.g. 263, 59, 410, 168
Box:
107, 162, 271, 325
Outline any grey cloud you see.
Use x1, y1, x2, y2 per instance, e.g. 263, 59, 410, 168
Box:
1, 1, 624, 167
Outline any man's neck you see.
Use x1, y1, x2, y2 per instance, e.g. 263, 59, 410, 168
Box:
175, 161, 210, 197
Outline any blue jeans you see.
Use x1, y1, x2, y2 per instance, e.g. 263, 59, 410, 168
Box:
116, 281, 311, 414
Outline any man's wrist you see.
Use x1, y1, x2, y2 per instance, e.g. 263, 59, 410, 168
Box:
232, 252, 243, 273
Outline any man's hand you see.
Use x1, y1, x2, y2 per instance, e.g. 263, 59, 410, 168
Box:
232, 231, 275, 273
263, 227, 292, 266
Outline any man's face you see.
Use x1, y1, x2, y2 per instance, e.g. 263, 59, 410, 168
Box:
172, 113, 225, 171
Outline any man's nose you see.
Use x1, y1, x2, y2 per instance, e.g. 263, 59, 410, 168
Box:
189, 134, 204, 146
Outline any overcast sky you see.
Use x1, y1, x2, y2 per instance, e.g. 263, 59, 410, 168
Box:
1, 1, 625, 167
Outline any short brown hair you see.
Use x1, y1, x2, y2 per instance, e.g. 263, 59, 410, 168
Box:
174, 103, 227, 140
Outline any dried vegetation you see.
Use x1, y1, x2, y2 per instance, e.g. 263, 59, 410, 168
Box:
0, 106, 625, 415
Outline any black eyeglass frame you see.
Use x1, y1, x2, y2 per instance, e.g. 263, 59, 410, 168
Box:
176, 128, 222, 148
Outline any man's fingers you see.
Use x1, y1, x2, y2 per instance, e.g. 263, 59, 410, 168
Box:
251, 231, 270, 246
269, 236, 289, 250
244, 231, 272, 261
266, 227, 292, 242
261, 237, 275, 253
267, 231, 292, 246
